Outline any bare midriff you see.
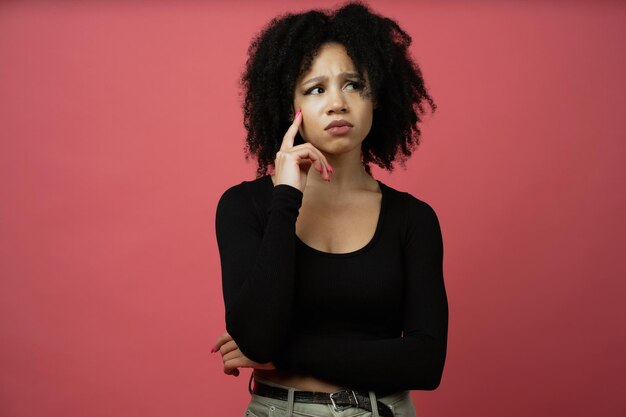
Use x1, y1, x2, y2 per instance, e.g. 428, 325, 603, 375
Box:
254, 369, 345, 392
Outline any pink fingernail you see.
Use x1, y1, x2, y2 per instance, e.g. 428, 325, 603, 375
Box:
295, 108, 301, 119
328, 164, 333, 173
210, 347, 215, 353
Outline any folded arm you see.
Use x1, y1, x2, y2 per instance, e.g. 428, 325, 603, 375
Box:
215, 183, 303, 363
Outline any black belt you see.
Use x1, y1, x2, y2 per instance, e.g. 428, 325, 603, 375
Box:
251, 380, 395, 417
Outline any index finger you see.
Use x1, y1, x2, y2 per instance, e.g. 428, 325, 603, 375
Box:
279, 108, 302, 151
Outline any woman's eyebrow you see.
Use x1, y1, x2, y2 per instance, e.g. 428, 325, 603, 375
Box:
301, 72, 362, 86
302, 76, 325, 86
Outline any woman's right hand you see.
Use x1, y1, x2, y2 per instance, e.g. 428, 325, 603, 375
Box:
273, 109, 332, 192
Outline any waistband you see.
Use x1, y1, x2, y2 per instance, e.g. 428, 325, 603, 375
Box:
249, 373, 409, 404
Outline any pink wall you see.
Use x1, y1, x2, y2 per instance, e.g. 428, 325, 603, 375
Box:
1, 1, 625, 416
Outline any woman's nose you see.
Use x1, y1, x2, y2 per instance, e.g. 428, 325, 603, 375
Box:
326, 88, 348, 114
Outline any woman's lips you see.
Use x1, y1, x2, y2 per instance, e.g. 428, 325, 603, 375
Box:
324, 120, 353, 135
326, 125, 353, 135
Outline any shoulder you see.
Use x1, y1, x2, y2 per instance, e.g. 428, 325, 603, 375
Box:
378, 180, 442, 244
216, 175, 273, 220
218, 176, 271, 206
379, 181, 439, 220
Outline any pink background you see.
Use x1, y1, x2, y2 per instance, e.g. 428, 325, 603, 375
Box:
1, 1, 625, 416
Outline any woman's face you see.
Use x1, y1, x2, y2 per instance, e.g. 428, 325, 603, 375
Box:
293, 42, 374, 156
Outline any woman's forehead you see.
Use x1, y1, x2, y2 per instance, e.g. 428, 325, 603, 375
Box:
299, 43, 359, 80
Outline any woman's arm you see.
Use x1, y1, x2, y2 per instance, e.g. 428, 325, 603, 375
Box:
273, 197, 449, 392
215, 110, 331, 364
215, 183, 303, 363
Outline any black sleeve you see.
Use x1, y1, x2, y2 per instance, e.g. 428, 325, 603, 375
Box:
215, 182, 303, 363
273, 196, 448, 392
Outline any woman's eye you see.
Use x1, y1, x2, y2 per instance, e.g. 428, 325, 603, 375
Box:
345, 81, 362, 91
306, 86, 324, 95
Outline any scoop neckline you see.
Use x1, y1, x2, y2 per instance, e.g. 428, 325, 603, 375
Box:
266, 175, 387, 258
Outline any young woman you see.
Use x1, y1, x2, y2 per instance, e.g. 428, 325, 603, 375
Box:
212, 3, 448, 416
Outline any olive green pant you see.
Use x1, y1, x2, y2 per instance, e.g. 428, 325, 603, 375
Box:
244, 375, 417, 417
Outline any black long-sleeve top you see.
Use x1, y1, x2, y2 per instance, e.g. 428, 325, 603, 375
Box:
215, 175, 448, 392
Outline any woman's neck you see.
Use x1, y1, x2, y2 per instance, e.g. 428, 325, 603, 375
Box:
307, 148, 375, 192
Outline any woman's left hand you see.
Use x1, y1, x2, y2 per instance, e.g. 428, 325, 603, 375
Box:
212, 331, 276, 377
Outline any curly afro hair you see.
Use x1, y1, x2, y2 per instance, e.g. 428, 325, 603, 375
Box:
240, 1, 436, 177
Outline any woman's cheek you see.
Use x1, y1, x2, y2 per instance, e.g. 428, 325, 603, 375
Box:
298, 117, 311, 143
297, 126, 308, 144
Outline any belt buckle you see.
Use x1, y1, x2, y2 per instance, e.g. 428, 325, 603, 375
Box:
329, 390, 359, 412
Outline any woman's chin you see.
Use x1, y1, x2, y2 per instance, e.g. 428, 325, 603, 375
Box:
306, 138, 362, 156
